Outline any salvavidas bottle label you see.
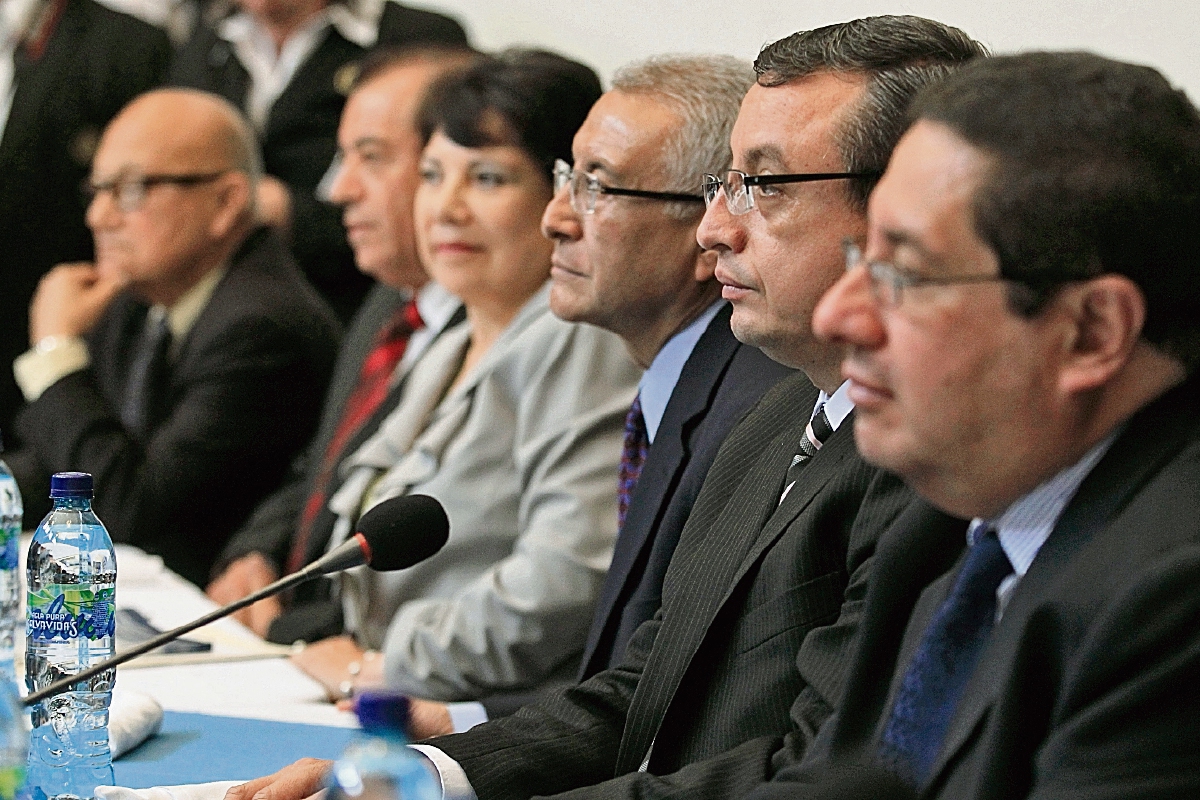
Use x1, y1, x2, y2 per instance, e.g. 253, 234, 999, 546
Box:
26, 585, 115, 641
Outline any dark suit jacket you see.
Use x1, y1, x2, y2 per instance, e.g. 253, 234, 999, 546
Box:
169, 2, 468, 322
755, 373, 1200, 800
9, 230, 340, 586
0, 0, 170, 435
479, 305, 793, 717
429, 372, 913, 800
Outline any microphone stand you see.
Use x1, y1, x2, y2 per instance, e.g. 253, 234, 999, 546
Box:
24, 559, 331, 707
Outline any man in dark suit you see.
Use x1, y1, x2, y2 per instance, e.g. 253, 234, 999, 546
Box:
395, 54, 793, 734
7, 89, 339, 586
170, 0, 468, 322
206, 46, 474, 641
227, 17, 982, 800
0, 0, 170, 437
751, 52, 1200, 800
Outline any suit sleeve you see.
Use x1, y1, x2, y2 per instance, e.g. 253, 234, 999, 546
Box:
378, 324, 637, 699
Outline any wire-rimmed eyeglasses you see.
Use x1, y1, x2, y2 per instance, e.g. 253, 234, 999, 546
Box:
702, 169, 881, 215
83, 171, 229, 213
553, 159, 704, 215
842, 238, 1010, 306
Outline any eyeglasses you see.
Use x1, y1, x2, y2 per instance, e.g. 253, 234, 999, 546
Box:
553, 159, 704, 215
83, 171, 228, 212
702, 169, 881, 215
843, 239, 1009, 306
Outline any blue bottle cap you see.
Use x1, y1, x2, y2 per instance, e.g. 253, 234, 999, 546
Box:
50, 472, 94, 498
354, 689, 411, 734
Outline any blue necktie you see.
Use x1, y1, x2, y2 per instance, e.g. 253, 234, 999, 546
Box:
879, 528, 1014, 788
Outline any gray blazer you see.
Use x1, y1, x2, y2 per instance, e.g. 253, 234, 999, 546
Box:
331, 284, 641, 700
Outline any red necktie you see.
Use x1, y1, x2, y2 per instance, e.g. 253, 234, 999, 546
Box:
287, 299, 424, 573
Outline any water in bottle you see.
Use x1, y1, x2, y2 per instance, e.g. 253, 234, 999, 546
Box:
25, 473, 116, 800
0, 433, 22, 685
328, 691, 440, 800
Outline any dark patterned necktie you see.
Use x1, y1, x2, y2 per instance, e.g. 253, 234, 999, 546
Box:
780, 403, 834, 502
287, 299, 424, 573
616, 395, 649, 532
121, 310, 171, 440
878, 527, 1014, 788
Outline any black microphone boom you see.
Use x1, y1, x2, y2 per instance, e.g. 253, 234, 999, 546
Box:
23, 494, 450, 707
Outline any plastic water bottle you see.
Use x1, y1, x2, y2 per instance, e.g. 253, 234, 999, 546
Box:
0, 433, 22, 685
25, 473, 116, 800
0, 680, 28, 800
328, 691, 440, 800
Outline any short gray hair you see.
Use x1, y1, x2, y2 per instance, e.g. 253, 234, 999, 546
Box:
611, 54, 755, 219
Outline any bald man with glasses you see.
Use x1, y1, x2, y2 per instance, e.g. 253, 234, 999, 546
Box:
6, 88, 340, 586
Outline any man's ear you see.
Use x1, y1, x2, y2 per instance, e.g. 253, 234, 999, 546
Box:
1057, 274, 1146, 395
208, 172, 252, 239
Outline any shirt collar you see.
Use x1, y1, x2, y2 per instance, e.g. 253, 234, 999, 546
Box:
638, 300, 725, 444
150, 265, 227, 359
969, 426, 1122, 578
218, 0, 381, 49
414, 281, 461, 334
814, 380, 854, 433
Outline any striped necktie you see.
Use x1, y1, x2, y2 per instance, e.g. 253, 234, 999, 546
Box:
779, 403, 834, 503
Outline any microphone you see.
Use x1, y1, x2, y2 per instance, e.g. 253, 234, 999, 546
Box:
23, 494, 450, 707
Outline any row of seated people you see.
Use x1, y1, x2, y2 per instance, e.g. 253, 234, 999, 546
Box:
9, 10, 1200, 800
228, 13, 1200, 800
0, 0, 467, 437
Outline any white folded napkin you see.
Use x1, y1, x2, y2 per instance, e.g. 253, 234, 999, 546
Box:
96, 780, 241, 800
109, 688, 164, 759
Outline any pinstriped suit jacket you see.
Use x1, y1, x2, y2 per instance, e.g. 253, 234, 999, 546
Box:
427, 372, 914, 800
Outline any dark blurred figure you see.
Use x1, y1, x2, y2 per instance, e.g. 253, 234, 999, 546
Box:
170, 0, 468, 322
7, 89, 340, 586
0, 0, 170, 438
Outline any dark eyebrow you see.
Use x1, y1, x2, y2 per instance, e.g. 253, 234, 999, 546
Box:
741, 145, 788, 174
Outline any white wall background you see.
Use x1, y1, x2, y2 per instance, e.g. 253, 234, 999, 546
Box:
417, 0, 1200, 99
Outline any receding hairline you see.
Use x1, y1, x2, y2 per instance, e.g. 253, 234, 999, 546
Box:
107, 88, 255, 171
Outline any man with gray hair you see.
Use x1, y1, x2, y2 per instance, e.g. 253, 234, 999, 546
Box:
6, 88, 340, 586
231, 16, 982, 800
392, 54, 791, 736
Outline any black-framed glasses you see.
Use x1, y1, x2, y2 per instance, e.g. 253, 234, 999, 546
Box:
553, 159, 704, 215
83, 171, 229, 212
702, 169, 881, 215
842, 239, 1009, 306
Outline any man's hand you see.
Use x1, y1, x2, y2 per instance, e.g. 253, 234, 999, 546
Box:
291, 636, 384, 701
29, 262, 125, 343
407, 698, 454, 739
256, 175, 293, 231
225, 757, 332, 800
206, 553, 282, 637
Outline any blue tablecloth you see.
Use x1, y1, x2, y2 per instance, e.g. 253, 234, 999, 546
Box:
113, 712, 356, 788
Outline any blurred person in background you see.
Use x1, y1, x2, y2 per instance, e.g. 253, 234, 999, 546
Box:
170, 0, 468, 323
5, 88, 340, 586
0, 0, 170, 437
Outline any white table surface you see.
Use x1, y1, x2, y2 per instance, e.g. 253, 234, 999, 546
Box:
29, 544, 358, 729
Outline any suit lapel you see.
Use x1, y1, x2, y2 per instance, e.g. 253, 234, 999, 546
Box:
579, 309, 741, 673
618, 387, 840, 771
924, 375, 1200, 789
